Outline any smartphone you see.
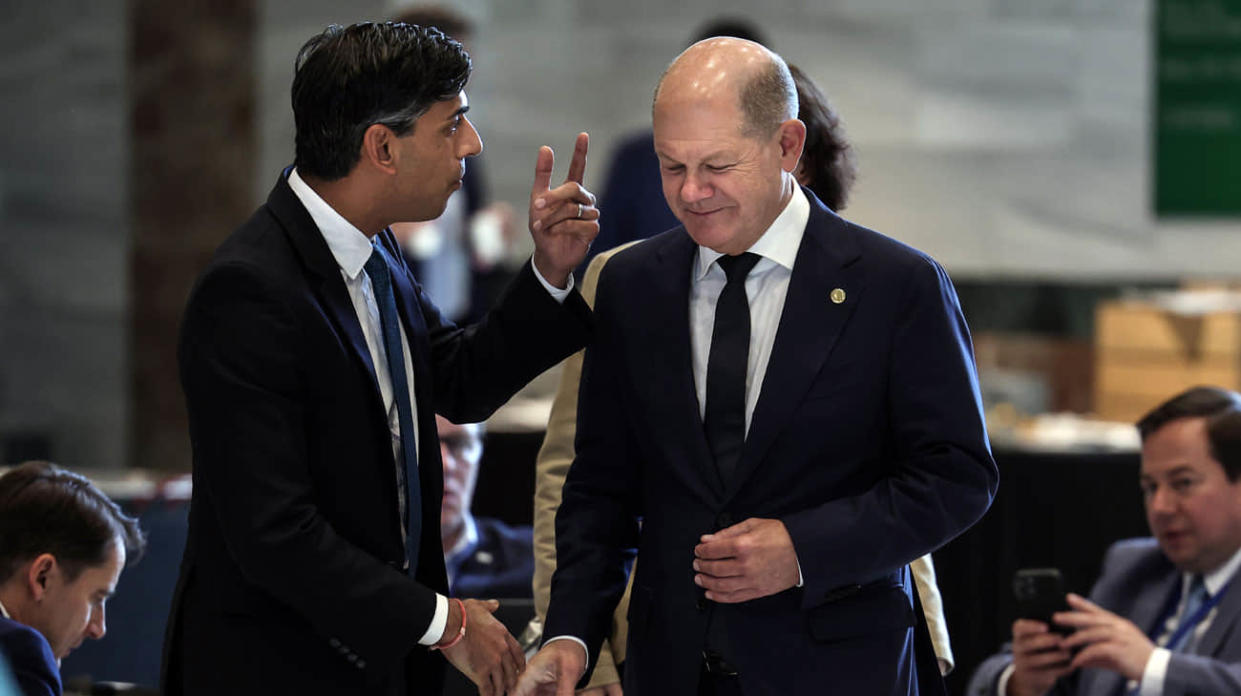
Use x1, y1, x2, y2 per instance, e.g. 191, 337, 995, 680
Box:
1013, 568, 1072, 635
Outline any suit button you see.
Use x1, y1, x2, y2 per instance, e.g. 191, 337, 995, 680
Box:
356, 660, 366, 670
716, 513, 733, 528
329, 638, 341, 648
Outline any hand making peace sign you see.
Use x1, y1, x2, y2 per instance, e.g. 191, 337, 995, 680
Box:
528, 132, 599, 288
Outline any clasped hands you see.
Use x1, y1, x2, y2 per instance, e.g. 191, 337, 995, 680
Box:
514, 518, 800, 696
1008, 593, 1156, 696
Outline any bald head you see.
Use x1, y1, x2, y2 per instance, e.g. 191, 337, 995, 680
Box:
654, 38, 798, 139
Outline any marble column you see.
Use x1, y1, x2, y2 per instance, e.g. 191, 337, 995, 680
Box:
130, 0, 256, 470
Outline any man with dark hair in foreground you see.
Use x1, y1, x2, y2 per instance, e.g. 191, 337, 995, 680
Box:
969, 386, 1241, 696
0, 461, 146, 696
163, 21, 597, 696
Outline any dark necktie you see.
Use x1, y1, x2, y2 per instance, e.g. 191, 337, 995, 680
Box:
364, 247, 422, 571
703, 252, 761, 489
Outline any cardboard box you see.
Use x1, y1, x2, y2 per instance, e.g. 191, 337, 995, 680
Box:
1094, 299, 1241, 422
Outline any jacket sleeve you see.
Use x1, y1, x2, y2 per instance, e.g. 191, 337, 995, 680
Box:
782, 256, 998, 604
530, 248, 631, 690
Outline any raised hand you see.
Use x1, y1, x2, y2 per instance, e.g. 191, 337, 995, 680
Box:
441, 599, 527, 696
528, 132, 599, 288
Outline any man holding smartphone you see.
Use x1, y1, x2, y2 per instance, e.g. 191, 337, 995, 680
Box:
969, 386, 1241, 696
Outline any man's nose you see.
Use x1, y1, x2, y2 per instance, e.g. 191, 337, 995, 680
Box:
460, 118, 483, 158
86, 605, 106, 640
1148, 486, 1177, 517
680, 172, 712, 203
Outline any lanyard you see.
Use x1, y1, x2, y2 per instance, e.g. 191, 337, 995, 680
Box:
1162, 578, 1232, 651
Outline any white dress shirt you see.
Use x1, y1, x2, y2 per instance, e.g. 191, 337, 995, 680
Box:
0, 598, 9, 619
288, 168, 570, 648
690, 185, 808, 433
1136, 544, 1241, 695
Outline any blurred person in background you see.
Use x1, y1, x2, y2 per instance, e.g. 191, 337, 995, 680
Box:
0, 462, 146, 696
390, 5, 518, 324
437, 416, 535, 599
969, 386, 1241, 696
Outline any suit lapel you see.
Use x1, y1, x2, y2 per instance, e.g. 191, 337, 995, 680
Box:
722, 199, 863, 503
648, 232, 726, 503
1198, 572, 1241, 656
268, 173, 381, 395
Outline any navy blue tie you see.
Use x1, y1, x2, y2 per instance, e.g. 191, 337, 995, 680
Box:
703, 252, 761, 488
364, 246, 422, 571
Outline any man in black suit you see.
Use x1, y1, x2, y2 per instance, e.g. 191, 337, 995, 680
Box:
0, 462, 146, 696
163, 22, 597, 696
518, 37, 996, 696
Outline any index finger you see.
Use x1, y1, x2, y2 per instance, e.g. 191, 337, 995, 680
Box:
565, 132, 589, 185
532, 145, 555, 197
694, 537, 737, 560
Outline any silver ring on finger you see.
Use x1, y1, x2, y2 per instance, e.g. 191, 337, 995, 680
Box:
576, 203, 584, 219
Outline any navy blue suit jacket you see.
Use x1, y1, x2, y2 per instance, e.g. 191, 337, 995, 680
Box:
448, 517, 534, 599
0, 618, 60, 696
969, 538, 1241, 696
163, 172, 591, 695
546, 189, 997, 694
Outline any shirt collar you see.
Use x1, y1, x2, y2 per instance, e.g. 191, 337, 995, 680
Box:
0, 598, 9, 619
446, 514, 479, 565
695, 184, 808, 280
1194, 543, 1241, 597
287, 167, 376, 279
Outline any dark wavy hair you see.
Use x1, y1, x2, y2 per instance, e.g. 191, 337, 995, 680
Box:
789, 64, 857, 211
291, 22, 471, 181
0, 461, 146, 583
1137, 386, 1241, 481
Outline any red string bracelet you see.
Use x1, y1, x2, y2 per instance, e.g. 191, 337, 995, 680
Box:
432, 598, 467, 651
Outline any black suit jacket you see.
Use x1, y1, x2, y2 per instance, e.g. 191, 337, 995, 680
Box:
0, 617, 61, 696
162, 172, 590, 695
546, 189, 997, 695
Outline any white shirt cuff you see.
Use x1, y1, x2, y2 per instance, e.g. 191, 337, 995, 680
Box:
1137, 647, 1170, 696
796, 559, 804, 587
996, 663, 1015, 696
544, 635, 589, 669
530, 257, 574, 302
418, 593, 449, 646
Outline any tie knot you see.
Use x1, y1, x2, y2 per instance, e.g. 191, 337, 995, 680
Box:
717, 253, 760, 283
365, 246, 390, 282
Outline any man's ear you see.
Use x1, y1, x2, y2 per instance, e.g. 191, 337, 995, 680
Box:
26, 554, 56, 601
777, 118, 807, 174
360, 123, 399, 175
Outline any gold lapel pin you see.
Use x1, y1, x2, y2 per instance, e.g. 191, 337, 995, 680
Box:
830, 288, 846, 304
